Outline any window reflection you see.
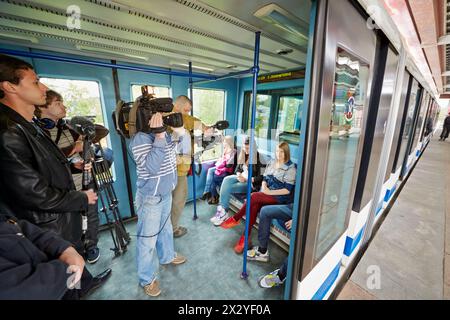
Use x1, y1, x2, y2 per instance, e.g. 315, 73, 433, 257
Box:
315, 48, 369, 260
396, 81, 418, 172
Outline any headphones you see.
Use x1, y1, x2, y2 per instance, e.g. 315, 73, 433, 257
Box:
34, 117, 66, 130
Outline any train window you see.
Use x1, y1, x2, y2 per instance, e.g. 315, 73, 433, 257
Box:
131, 84, 170, 101
192, 88, 226, 161
246, 93, 272, 139
242, 88, 303, 144
40, 77, 109, 148
277, 96, 302, 134
315, 48, 369, 260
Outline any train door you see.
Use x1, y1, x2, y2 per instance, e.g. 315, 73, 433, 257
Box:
400, 80, 423, 179
343, 42, 400, 266
290, 0, 377, 299
382, 71, 412, 208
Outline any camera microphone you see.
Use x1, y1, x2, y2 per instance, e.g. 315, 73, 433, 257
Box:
70, 116, 96, 141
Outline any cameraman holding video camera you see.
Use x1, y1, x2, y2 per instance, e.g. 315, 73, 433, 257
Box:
170, 95, 213, 238
130, 108, 189, 297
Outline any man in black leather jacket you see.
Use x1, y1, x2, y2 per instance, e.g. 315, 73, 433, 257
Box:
0, 54, 111, 295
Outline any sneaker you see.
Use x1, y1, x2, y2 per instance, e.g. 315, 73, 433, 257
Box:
173, 226, 187, 238
258, 269, 285, 288
171, 252, 187, 265
86, 247, 100, 264
247, 246, 269, 262
220, 216, 240, 229
233, 235, 251, 254
210, 206, 223, 223
213, 211, 229, 227
144, 279, 161, 297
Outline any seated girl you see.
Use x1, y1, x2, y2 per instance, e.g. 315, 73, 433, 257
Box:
210, 136, 263, 226
221, 141, 296, 254
201, 136, 236, 204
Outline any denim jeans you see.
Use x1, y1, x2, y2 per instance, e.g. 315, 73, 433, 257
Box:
258, 204, 292, 249
203, 167, 216, 194
210, 173, 228, 197
218, 175, 247, 210
135, 191, 175, 287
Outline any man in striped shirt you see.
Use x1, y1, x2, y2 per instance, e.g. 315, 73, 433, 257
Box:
130, 112, 189, 297
35, 90, 101, 264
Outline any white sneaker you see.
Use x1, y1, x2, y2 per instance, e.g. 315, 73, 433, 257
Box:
247, 246, 269, 262
210, 206, 222, 223
213, 211, 229, 226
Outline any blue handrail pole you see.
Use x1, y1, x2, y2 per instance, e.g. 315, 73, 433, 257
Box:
241, 31, 260, 280
189, 62, 198, 220
0, 48, 216, 80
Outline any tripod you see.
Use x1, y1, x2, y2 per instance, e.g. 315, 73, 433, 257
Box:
91, 144, 131, 257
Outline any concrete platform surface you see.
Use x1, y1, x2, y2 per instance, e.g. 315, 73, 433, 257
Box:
338, 134, 450, 300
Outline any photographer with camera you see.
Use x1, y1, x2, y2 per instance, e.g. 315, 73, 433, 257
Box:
130, 107, 189, 297
170, 95, 213, 238
35, 90, 101, 264
0, 54, 111, 297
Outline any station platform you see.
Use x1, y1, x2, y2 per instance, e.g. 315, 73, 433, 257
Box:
337, 133, 450, 300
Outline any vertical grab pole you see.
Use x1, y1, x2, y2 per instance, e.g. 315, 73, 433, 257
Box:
241, 31, 260, 279
111, 60, 136, 217
189, 62, 198, 220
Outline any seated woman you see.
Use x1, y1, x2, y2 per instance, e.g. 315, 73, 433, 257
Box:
210, 136, 263, 226
221, 141, 297, 254
201, 136, 236, 204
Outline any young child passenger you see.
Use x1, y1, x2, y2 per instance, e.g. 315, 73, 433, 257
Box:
201, 135, 236, 204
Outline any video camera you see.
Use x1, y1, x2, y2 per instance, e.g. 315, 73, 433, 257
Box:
113, 86, 183, 138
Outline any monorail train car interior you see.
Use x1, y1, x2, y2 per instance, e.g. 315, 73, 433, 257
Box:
0, 0, 446, 300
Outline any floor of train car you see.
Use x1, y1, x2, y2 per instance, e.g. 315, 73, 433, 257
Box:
86, 199, 287, 300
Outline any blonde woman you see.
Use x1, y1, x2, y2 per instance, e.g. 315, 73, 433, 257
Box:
221, 142, 296, 254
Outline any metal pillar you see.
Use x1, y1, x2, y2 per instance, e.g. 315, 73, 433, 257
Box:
189, 62, 198, 220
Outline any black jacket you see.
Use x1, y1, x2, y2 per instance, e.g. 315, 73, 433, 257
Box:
0, 103, 88, 245
0, 215, 72, 299
444, 115, 450, 128
235, 152, 264, 190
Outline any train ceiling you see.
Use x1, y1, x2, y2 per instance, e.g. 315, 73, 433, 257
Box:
0, 0, 310, 76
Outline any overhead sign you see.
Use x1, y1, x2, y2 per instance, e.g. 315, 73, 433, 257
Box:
257, 69, 305, 83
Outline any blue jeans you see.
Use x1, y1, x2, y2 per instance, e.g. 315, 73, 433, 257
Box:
203, 167, 216, 194
210, 173, 228, 197
258, 204, 292, 249
135, 191, 175, 287
218, 175, 247, 210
